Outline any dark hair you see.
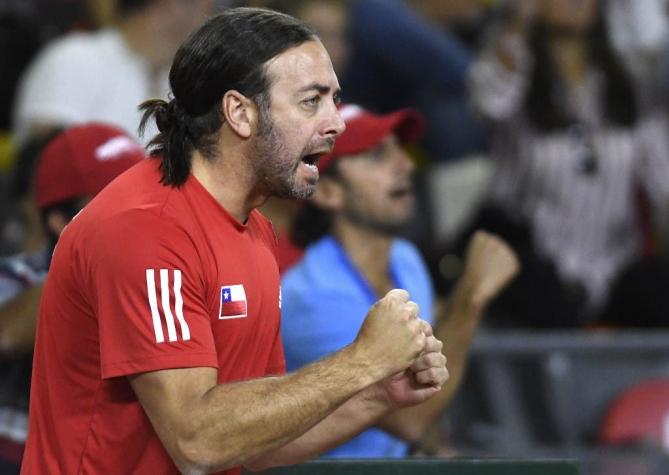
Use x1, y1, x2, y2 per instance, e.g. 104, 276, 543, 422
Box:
139, 7, 316, 186
40, 197, 87, 249
524, 8, 638, 131
10, 128, 64, 201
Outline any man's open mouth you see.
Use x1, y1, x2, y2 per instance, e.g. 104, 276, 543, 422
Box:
301, 152, 327, 167
389, 186, 413, 199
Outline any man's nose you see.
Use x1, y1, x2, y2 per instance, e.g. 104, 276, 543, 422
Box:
394, 146, 415, 174
323, 105, 346, 139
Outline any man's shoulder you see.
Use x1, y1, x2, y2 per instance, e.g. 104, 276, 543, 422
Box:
89, 160, 179, 216
64, 161, 193, 246
391, 239, 434, 319
391, 238, 428, 267
57, 203, 201, 286
282, 236, 354, 293
390, 239, 431, 284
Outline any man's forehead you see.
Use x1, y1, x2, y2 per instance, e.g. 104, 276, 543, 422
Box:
265, 40, 339, 91
364, 135, 399, 155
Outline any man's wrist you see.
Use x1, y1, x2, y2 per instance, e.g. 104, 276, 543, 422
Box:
344, 340, 391, 386
358, 380, 396, 416
450, 276, 486, 319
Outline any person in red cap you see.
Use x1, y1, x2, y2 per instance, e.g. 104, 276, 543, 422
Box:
34, 122, 146, 246
0, 122, 143, 472
23, 9, 448, 475
281, 103, 520, 457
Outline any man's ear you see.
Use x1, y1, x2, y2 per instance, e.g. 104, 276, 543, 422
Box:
311, 176, 345, 212
221, 90, 256, 138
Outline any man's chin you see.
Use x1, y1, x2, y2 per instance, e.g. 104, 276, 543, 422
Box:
292, 186, 316, 201
273, 183, 316, 201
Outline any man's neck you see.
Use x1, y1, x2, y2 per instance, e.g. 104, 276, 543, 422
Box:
190, 146, 269, 224
333, 219, 394, 297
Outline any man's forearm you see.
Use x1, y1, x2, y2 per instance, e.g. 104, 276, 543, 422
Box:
435, 279, 485, 398
131, 289, 430, 474
131, 344, 388, 474
245, 383, 392, 471
378, 231, 519, 444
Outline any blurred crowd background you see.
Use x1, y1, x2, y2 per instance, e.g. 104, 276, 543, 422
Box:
2, 0, 669, 474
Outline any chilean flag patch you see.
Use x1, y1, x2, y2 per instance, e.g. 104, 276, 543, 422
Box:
219, 284, 247, 319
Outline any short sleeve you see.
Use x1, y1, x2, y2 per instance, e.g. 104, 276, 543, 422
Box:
393, 240, 435, 325
88, 210, 218, 379
265, 325, 286, 376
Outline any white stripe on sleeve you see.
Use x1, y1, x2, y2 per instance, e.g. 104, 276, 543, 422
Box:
159, 268, 178, 342
172, 269, 190, 341
145, 269, 165, 343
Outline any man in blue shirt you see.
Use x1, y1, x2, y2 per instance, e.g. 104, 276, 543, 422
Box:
281, 104, 519, 457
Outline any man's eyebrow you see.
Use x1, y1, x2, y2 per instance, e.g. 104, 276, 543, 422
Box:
297, 83, 342, 96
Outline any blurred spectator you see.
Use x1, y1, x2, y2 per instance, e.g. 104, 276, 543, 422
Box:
4, 0, 213, 254
0, 123, 144, 472
12, 0, 214, 149
0, 8, 46, 255
606, 0, 669, 107
407, 0, 493, 49
2, 131, 63, 259
462, 0, 669, 326
268, 0, 487, 161
0, 0, 125, 255
281, 104, 519, 457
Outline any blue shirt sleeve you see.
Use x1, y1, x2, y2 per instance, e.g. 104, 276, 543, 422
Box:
391, 239, 435, 326
281, 288, 364, 372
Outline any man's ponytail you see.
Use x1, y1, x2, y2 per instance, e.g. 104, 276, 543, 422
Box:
139, 98, 192, 186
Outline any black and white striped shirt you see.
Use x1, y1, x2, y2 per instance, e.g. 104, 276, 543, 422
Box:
469, 44, 669, 315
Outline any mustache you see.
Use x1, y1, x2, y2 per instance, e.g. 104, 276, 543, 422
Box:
304, 137, 336, 156
315, 137, 336, 152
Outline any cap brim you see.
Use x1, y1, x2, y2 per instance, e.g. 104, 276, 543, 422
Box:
319, 108, 426, 172
383, 108, 426, 145
344, 108, 425, 156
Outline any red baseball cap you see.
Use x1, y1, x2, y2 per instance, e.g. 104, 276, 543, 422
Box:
35, 123, 145, 209
318, 104, 426, 172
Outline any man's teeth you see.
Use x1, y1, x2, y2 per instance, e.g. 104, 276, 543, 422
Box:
302, 153, 321, 165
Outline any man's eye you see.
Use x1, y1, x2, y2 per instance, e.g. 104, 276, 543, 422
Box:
303, 96, 320, 107
370, 143, 389, 161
